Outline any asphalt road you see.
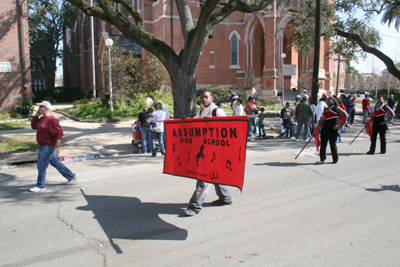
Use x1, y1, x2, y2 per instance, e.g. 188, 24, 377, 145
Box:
1, 117, 399, 266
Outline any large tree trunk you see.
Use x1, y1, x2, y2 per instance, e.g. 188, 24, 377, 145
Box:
170, 67, 198, 118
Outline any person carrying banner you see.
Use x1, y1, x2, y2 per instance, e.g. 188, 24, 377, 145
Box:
316, 96, 348, 165
181, 91, 234, 216
367, 96, 394, 155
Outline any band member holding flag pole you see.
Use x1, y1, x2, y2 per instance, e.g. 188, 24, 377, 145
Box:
367, 96, 394, 155
316, 96, 347, 165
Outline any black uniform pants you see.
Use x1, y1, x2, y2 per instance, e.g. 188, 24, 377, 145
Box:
320, 130, 339, 163
369, 123, 387, 154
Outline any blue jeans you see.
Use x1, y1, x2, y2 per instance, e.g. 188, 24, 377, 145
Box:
296, 120, 310, 140
258, 125, 266, 136
141, 126, 151, 153
150, 131, 164, 156
248, 118, 255, 136
36, 145, 76, 188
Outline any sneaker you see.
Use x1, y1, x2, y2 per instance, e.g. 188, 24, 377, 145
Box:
183, 208, 199, 216
316, 161, 325, 165
67, 175, 78, 185
345, 125, 350, 128
161, 150, 165, 156
296, 139, 300, 141
30, 186, 46, 192
211, 199, 234, 206
290, 137, 295, 139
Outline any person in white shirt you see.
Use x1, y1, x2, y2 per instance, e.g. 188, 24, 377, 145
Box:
147, 102, 166, 156
233, 98, 244, 116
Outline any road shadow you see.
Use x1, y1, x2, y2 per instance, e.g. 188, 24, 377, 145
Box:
365, 185, 400, 193
254, 161, 317, 167
77, 190, 188, 254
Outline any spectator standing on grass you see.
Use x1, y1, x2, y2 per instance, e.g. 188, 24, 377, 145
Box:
30, 101, 77, 192
348, 95, 357, 125
287, 111, 297, 138
246, 97, 258, 137
138, 106, 150, 153
258, 107, 267, 138
387, 94, 395, 124
233, 98, 244, 116
280, 102, 291, 138
147, 103, 166, 157
315, 93, 327, 122
295, 95, 314, 141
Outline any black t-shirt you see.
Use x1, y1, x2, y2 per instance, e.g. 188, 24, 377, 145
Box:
138, 111, 150, 127
322, 106, 339, 131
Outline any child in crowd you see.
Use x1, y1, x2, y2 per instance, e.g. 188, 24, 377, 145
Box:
258, 107, 267, 138
287, 111, 297, 138
145, 108, 157, 131
233, 98, 244, 115
280, 102, 291, 138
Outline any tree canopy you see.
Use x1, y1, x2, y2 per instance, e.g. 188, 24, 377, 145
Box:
28, 0, 78, 88
66, 0, 274, 118
286, 0, 400, 81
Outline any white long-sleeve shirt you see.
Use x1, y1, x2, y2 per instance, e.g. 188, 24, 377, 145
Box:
147, 109, 166, 132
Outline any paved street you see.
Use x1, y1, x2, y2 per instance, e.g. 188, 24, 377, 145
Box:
1, 113, 399, 266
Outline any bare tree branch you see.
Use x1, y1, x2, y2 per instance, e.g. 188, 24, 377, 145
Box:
112, 0, 143, 27
66, 0, 112, 23
210, 0, 273, 27
336, 28, 400, 80
175, 0, 194, 42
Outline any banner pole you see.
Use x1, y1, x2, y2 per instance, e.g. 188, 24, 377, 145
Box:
295, 135, 315, 160
349, 125, 367, 145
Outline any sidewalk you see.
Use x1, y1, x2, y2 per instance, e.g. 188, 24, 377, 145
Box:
0, 102, 376, 166
0, 104, 138, 165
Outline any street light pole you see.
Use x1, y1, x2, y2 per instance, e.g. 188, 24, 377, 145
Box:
281, 53, 286, 105
105, 38, 114, 112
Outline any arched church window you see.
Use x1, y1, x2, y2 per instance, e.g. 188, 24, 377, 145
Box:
229, 31, 241, 68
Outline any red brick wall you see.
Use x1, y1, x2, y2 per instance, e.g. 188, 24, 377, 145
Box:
0, 0, 31, 112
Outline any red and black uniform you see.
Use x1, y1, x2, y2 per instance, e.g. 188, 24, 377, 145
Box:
320, 106, 340, 163
369, 104, 388, 154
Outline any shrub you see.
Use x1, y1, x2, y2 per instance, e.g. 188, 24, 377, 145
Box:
34, 86, 85, 102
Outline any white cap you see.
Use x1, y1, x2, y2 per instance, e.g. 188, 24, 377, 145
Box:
303, 89, 308, 93
36, 101, 51, 110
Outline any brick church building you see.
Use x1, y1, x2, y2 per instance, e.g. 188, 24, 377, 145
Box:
64, 0, 339, 101
0, 0, 31, 112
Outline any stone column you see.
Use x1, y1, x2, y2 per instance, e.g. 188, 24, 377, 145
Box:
260, 3, 279, 102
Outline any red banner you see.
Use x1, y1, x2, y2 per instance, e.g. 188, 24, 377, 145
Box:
365, 116, 375, 140
313, 120, 325, 152
163, 116, 249, 190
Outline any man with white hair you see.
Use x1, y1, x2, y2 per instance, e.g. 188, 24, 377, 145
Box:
295, 95, 314, 141
30, 101, 77, 192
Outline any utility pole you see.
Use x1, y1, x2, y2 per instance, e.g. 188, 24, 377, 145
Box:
311, 0, 321, 105
335, 54, 341, 95
90, 0, 96, 99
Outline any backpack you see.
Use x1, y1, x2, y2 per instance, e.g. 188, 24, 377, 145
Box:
199, 107, 218, 117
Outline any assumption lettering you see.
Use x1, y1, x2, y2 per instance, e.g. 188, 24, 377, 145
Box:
173, 127, 237, 146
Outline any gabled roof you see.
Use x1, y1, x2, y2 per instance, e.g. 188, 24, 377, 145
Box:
109, 34, 142, 55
